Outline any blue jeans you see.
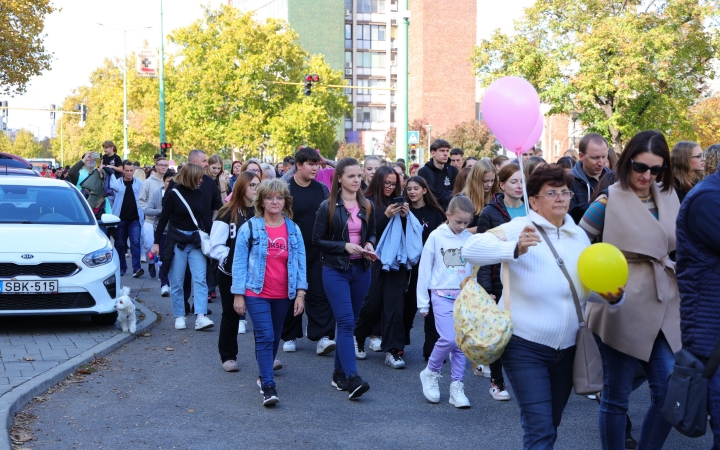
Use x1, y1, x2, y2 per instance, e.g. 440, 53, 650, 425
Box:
116, 219, 141, 273
323, 264, 371, 379
711, 369, 720, 450
169, 243, 208, 317
245, 296, 291, 389
501, 335, 576, 450
598, 332, 674, 450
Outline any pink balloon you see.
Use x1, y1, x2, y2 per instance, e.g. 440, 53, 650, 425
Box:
481, 76, 540, 151
518, 113, 543, 154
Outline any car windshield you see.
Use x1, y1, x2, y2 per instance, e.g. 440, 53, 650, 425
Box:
0, 185, 95, 225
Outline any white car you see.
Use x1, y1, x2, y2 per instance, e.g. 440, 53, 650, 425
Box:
0, 177, 121, 324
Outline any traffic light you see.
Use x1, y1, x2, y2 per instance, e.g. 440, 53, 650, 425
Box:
81, 104, 87, 122
50, 104, 56, 120
410, 144, 417, 161
160, 142, 173, 157
303, 74, 320, 96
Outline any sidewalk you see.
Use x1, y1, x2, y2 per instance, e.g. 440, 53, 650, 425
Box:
0, 274, 157, 450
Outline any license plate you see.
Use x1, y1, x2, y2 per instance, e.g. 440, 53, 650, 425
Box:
0, 280, 58, 294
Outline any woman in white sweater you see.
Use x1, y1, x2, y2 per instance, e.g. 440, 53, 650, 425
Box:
463, 166, 621, 449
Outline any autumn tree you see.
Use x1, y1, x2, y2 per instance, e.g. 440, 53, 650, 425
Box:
12, 129, 41, 158
166, 6, 351, 157
474, 0, 720, 150
0, 1, 56, 95
336, 142, 364, 160
443, 120, 494, 158
690, 96, 720, 147
0, 132, 12, 153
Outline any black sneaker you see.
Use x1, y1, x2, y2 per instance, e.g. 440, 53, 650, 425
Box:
332, 371, 348, 391
132, 268, 144, 278
262, 386, 279, 406
347, 375, 370, 400
148, 264, 156, 279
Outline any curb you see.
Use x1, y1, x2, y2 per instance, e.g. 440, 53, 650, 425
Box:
0, 302, 157, 450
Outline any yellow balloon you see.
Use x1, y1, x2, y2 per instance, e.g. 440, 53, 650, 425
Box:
577, 243, 629, 294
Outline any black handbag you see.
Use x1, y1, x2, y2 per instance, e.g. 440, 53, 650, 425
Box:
662, 339, 720, 437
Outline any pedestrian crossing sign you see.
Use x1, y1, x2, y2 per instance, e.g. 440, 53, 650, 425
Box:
408, 131, 420, 144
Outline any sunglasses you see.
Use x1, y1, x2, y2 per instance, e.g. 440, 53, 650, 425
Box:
630, 160, 666, 176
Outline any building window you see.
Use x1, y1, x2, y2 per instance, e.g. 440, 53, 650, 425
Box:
355, 106, 386, 124
357, 0, 385, 14
356, 52, 385, 69
345, 24, 352, 48
356, 24, 386, 50
345, 0, 352, 11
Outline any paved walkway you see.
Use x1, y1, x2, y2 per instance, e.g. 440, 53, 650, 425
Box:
0, 274, 157, 450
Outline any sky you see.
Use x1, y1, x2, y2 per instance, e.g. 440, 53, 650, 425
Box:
9, 0, 534, 140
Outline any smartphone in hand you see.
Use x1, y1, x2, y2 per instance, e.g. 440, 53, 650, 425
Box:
363, 250, 378, 261
393, 196, 405, 205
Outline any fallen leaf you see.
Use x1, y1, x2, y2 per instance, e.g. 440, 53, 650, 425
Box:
187, 409, 194, 413
77, 368, 91, 375
22, 356, 35, 361
10, 430, 32, 442
165, 347, 175, 351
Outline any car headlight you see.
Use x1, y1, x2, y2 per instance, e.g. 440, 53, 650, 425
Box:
82, 243, 113, 267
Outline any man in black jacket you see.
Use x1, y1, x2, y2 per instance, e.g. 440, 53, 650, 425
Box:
568, 133, 610, 223
418, 139, 458, 209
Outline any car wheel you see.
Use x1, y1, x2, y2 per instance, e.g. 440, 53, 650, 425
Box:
90, 311, 118, 326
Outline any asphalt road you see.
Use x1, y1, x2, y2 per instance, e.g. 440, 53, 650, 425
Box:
15, 268, 715, 449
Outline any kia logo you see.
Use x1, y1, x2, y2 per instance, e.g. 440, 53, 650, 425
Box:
21, 254, 34, 259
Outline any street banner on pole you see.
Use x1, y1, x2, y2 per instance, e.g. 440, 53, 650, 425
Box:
136, 49, 158, 78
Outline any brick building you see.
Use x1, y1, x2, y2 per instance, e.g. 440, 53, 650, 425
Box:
540, 113, 583, 162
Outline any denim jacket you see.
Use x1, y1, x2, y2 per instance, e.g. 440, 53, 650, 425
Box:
230, 216, 308, 300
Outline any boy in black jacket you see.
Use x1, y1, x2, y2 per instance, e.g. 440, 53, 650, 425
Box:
418, 139, 458, 209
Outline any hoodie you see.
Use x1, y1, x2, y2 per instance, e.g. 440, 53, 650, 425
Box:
416, 223, 472, 313
417, 160, 458, 209
569, 161, 609, 224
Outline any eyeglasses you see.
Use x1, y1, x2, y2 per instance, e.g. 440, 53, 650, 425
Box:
264, 195, 285, 203
534, 190, 574, 200
630, 160, 666, 176
691, 154, 706, 161
384, 181, 397, 188
248, 169, 261, 174
156, 164, 169, 168
249, 183, 259, 189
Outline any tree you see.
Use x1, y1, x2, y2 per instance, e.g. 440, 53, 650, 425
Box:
12, 129, 41, 158
166, 6, 352, 157
443, 120, 494, 158
690, 96, 720, 147
336, 142, 364, 160
0, 132, 12, 153
0, 1, 56, 95
473, 0, 720, 150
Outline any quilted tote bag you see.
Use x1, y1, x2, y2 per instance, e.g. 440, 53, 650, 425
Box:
453, 265, 513, 366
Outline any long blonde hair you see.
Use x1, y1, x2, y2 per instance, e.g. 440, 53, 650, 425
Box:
462, 159, 498, 215
671, 141, 703, 192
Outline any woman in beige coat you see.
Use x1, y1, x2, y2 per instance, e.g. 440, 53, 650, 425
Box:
579, 130, 680, 450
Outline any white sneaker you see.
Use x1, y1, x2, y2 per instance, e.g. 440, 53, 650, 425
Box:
161, 285, 170, 297
195, 314, 214, 330
238, 320, 247, 334
141, 254, 147, 263
385, 350, 406, 369
489, 380, 511, 401
419, 366, 441, 403
316, 336, 336, 356
174, 317, 186, 330
354, 337, 367, 360
449, 381, 471, 408
369, 336, 382, 352
283, 340, 296, 352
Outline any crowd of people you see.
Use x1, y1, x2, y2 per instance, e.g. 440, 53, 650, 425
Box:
65, 133, 720, 449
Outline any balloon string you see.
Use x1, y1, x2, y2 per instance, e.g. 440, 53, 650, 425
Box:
516, 150, 532, 222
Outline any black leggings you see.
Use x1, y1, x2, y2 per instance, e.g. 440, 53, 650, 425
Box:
217, 270, 245, 362
355, 262, 408, 352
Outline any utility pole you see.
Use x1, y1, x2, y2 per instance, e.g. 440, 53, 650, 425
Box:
159, 0, 166, 144
396, 3, 410, 164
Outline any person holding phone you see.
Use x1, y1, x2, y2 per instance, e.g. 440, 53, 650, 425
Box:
231, 179, 307, 406
354, 166, 411, 369
101, 140, 123, 178
313, 158, 376, 399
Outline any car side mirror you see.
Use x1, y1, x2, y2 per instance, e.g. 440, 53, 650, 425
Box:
98, 213, 121, 227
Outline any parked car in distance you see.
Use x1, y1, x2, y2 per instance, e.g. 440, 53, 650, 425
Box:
0, 167, 41, 177
0, 152, 32, 170
0, 177, 122, 324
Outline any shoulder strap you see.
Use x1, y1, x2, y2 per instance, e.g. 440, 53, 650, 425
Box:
173, 189, 200, 230
535, 223, 585, 325
702, 338, 720, 379
247, 217, 254, 253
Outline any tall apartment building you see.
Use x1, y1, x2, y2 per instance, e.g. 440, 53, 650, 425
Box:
230, 0, 477, 156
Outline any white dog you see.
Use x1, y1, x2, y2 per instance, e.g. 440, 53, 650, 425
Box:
114, 286, 136, 333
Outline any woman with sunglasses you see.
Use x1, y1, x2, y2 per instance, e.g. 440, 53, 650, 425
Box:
580, 130, 681, 450
210, 172, 259, 372
670, 141, 705, 203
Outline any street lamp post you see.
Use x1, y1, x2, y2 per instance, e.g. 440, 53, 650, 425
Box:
426, 124, 433, 156
570, 110, 580, 149
96, 23, 154, 161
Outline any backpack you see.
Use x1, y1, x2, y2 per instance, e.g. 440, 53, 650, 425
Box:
102, 167, 116, 203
